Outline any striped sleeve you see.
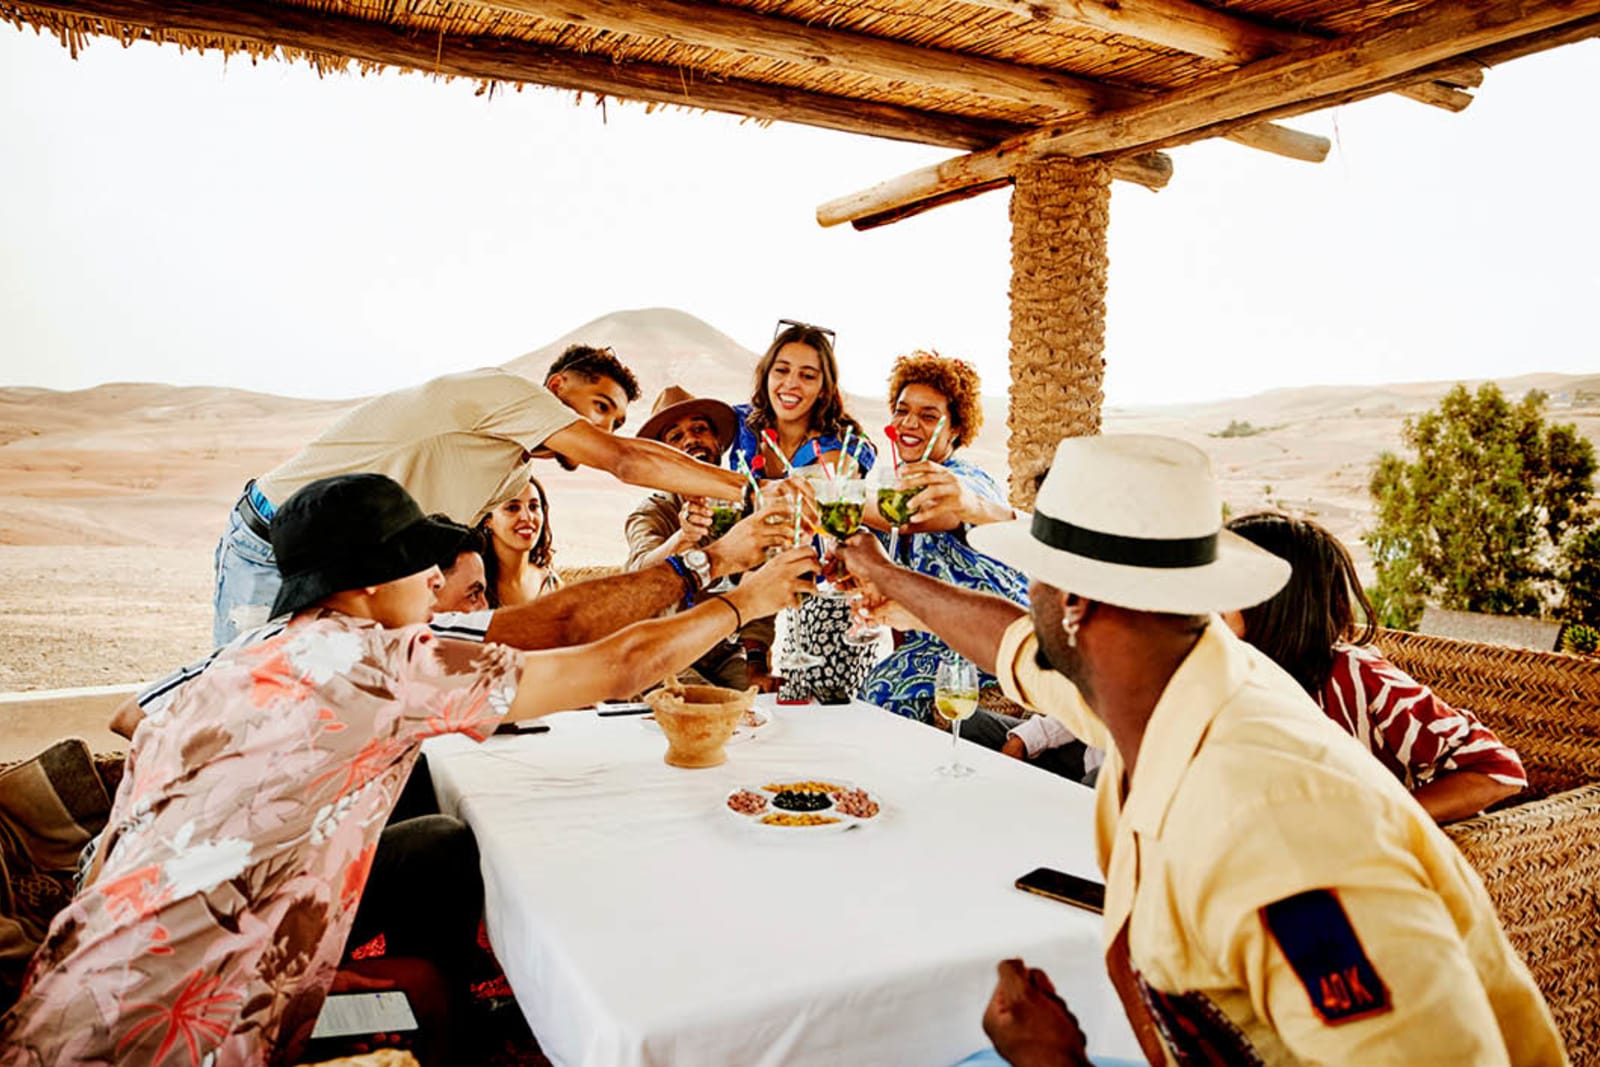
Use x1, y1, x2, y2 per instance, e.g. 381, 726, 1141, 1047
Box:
1322, 645, 1527, 790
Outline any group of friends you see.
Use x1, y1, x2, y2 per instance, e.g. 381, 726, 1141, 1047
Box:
0, 320, 1566, 1064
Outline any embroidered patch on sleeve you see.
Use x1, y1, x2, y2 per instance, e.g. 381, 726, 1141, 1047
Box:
1261, 889, 1392, 1025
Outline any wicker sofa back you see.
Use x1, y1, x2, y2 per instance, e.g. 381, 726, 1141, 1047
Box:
1375, 628, 1600, 1065
1375, 628, 1600, 800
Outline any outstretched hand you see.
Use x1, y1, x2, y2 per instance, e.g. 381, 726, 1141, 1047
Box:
678, 497, 715, 546
981, 959, 1092, 1067
728, 545, 818, 619
899, 460, 973, 527
836, 529, 893, 581
851, 585, 926, 634
709, 494, 794, 574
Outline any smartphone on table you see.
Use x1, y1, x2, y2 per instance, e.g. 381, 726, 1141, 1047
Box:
1014, 866, 1106, 914
493, 720, 552, 736
596, 701, 653, 717
310, 990, 419, 1039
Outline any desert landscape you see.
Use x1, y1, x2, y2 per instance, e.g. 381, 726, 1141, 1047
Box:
2, 307, 1596, 695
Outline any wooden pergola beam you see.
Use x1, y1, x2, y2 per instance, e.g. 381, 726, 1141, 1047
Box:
956, 0, 1304, 66
819, 0, 1600, 227
482, 0, 1327, 165
956, 0, 1482, 112
481, 0, 1127, 114
9, 0, 1042, 153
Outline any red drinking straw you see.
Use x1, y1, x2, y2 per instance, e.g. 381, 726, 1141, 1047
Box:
884, 425, 902, 471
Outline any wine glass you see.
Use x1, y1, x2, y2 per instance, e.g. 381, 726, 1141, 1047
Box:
933, 657, 979, 778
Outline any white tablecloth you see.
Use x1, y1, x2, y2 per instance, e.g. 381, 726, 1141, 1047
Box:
424, 698, 1138, 1067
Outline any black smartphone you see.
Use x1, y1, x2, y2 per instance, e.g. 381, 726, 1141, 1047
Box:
1014, 867, 1106, 914
493, 721, 552, 736
596, 702, 653, 717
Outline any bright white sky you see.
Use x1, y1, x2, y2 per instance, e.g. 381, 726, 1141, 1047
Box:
1, 27, 1596, 406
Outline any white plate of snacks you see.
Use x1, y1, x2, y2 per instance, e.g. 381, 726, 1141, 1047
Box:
644, 705, 772, 744
724, 777, 883, 832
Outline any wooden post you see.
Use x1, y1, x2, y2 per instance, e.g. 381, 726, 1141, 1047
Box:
1007, 157, 1110, 511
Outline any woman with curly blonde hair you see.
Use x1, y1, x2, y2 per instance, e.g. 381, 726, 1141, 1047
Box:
857, 351, 1028, 723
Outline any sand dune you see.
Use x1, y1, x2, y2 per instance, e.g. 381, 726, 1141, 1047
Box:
2, 307, 1595, 691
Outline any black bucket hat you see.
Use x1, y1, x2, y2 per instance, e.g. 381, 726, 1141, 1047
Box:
270, 473, 468, 618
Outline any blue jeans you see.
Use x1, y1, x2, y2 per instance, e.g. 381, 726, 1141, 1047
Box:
212, 506, 281, 645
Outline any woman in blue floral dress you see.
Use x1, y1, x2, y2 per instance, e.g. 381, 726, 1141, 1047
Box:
858, 352, 1027, 721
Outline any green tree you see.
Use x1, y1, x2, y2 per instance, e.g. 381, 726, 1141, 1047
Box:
1366, 383, 1596, 629
1561, 525, 1600, 629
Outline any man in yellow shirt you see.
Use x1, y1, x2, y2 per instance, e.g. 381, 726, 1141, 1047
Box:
215, 345, 749, 643
839, 434, 1565, 1066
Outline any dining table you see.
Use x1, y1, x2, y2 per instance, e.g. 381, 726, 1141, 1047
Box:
423, 696, 1140, 1067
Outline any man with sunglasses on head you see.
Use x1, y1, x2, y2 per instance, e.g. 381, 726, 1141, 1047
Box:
214, 343, 749, 645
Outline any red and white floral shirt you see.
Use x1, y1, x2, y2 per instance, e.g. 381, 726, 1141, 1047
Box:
0, 611, 518, 1066
1316, 643, 1526, 791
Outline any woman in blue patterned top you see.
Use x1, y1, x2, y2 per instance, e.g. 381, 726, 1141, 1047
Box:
729, 321, 875, 480
857, 351, 1026, 721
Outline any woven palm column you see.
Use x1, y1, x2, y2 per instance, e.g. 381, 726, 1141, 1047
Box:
1006, 157, 1111, 511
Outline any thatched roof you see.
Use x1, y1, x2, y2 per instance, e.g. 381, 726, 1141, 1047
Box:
6, 0, 1598, 224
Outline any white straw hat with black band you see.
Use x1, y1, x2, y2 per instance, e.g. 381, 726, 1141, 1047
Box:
968, 434, 1291, 615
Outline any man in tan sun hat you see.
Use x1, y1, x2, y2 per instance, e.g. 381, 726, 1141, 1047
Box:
626, 385, 791, 689
838, 434, 1565, 1066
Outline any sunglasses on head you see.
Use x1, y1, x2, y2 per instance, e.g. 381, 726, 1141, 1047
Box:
774, 318, 837, 344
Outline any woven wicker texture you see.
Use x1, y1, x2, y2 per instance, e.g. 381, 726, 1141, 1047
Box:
1375, 629, 1600, 1063
1444, 783, 1600, 1064
1006, 157, 1108, 512
1374, 629, 1600, 801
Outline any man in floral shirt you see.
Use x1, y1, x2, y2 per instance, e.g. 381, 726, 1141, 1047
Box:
1, 473, 812, 1066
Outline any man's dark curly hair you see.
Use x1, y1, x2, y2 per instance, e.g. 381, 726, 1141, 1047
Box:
547, 344, 641, 403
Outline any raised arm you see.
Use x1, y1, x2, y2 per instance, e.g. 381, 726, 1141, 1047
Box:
503, 547, 816, 719
837, 530, 1025, 676
485, 515, 787, 649
542, 419, 746, 500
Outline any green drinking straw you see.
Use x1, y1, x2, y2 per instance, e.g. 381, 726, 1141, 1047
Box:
736, 456, 764, 508
792, 497, 804, 547
834, 426, 855, 483
919, 414, 947, 463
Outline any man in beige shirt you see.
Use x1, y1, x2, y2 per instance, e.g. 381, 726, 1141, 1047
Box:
215, 345, 748, 643
839, 434, 1566, 1066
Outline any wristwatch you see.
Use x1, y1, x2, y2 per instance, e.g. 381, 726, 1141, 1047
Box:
681, 548, 714, 589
